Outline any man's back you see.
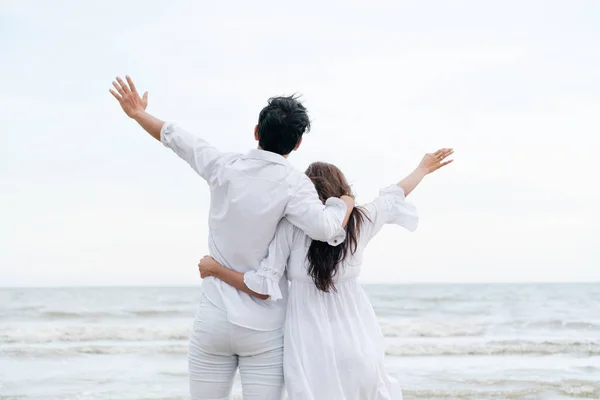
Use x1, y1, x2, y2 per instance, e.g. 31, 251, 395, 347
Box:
208, 150, 295, 273
160, 123, 348, 330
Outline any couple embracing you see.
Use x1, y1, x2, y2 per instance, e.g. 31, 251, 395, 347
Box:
110, 76, 453, 400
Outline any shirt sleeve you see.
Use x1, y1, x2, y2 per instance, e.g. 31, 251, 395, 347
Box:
360, 185, 419, 245
243, 220, 295, 302
284, 174, 348, 245
160, 122, 223, 184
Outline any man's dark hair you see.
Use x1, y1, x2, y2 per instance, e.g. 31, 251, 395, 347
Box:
257, 95, 311, 155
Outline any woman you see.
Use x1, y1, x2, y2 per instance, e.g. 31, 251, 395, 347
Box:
198, 149, 453, 400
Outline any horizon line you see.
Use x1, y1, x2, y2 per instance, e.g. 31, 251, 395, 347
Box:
1, 281, 598, 289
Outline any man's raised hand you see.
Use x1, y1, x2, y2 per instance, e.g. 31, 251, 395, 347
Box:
109, 75, 148, 119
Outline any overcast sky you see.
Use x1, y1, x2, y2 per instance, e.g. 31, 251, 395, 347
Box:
1, 0, 599, 286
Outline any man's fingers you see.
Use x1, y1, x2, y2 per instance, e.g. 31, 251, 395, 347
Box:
109, 89, 122, 101
116, 76, 130, 93
112, 81, 125, 95
439, 159, 454, 168
125, 75, 137, 93
142, 91, 148, 102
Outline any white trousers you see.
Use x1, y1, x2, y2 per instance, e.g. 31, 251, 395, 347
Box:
188, 293, 284, 400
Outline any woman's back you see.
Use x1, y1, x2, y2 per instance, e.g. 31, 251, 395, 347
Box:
279, 185, 417, 400
285, 185, 418, 282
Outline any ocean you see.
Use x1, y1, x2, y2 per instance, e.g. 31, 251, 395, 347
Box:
1, 284, 599, 399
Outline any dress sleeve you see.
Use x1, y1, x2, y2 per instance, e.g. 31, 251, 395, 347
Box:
360, 185, 419, 244
243, 220, 295, 302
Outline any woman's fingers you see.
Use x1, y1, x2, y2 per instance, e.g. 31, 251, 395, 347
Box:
433, 159, 454, 171
433, 148, 453, 162
440, 149, 453, 160
198, 255, 213, 266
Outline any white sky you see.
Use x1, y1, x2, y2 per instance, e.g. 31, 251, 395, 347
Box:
1, 0, 599, 286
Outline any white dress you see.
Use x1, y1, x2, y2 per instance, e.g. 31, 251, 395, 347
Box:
244, 185, 419, 400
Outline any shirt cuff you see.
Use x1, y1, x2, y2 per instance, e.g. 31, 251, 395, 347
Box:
324, 197, 347, 246
160, 122, 176, 147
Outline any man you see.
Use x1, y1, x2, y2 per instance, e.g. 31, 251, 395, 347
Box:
110, 76, 354, 400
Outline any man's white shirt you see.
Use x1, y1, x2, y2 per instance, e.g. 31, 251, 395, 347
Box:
161, 123, 347, 330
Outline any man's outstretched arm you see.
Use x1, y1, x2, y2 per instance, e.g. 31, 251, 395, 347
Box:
110, 76, 223, 182
285, 175, 355, 244
109, 76, 163, 141
130, 111, 164, 142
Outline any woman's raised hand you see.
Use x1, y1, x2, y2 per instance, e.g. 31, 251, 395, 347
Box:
418, 148, 454, 175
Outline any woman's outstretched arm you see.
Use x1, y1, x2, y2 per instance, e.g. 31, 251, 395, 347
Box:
397, 148, 454, 196
198, 220, 294, 302
198, 257, 269, 300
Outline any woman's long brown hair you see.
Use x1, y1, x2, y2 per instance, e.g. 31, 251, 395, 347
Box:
305, 162, 369, 292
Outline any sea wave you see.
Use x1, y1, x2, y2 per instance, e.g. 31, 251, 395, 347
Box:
3, 320, 488, 344
378, 318, 600, 338
380, 321, 485, 338
41, 310, 192, 319
403, 379, 600, 399
0, 309, 194, 321
0, 325, 190, 344
6, 338, 600, 359
1, 343, 189, 358
386, 339, 600, 357
517, 319, 600, 331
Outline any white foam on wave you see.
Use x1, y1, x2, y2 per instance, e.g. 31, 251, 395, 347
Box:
403, 380, 600, 400
518, 319, 600, 331
386, 339, 600, 357
1, 342, 189, 357
380, 320, 486, 338
6, 338, 600, 360
0, 325, 190, 344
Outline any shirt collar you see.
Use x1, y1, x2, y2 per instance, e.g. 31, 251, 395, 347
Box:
245, 149, 291, 166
